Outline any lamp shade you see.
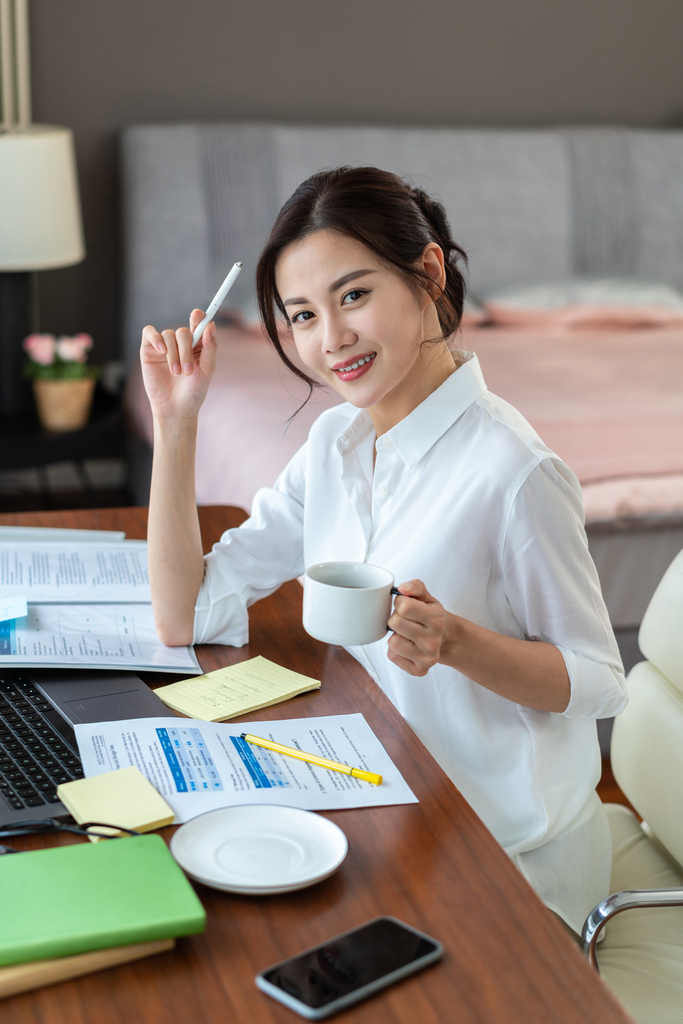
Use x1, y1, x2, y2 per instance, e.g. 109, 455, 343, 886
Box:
0, 125, 85, 270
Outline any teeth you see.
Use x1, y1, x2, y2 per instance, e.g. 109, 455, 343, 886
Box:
338, 354, 375, 373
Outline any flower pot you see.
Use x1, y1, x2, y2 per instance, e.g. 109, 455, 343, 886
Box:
32, 377, 96, 432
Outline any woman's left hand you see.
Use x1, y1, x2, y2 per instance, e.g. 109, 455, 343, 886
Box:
387, 580, 572, 711
387, 580, 449, 676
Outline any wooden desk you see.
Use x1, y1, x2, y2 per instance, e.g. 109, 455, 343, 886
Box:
0, 507, 632, 1024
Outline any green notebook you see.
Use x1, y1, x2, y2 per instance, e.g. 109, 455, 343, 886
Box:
0, 834, 205, 967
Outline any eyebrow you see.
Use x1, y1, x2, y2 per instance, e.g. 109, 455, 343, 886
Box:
283, 269, 376, 308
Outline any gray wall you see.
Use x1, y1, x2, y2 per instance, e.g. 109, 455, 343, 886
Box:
29, 0, 683, 362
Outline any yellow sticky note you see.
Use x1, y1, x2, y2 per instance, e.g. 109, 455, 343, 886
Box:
154, 656, 321, 721
57, 766, 175, 841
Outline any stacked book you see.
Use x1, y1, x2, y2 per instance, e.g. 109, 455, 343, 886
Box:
0, 834, 205, 998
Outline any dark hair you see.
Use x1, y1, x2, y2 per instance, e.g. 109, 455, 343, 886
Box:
256, 166, 468, 395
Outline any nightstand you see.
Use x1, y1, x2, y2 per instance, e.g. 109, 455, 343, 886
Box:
0, 387, 127, 507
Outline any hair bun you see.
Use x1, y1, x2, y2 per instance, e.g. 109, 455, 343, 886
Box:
409, 188, 454, 251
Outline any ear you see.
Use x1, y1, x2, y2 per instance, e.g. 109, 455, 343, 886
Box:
421, 243, 446, 301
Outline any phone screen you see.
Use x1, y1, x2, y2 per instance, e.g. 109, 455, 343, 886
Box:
259, 918, 440, 1011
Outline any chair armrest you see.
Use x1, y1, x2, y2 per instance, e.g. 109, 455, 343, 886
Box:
582, 888, 683, 969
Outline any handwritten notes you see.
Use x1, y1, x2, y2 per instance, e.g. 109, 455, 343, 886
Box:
154, 656, 321, 722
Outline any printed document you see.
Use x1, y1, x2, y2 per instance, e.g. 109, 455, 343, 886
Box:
0, 526, 125, 543
0, 604, 198, 673
75, 714, 418, 820
0, 542, 150, 603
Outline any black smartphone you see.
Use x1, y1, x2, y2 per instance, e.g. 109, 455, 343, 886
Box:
255, 916, 443, 1020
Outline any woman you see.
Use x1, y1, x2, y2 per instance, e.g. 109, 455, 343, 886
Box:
140, 166, 626, 936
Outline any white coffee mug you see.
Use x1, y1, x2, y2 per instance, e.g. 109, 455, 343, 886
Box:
303, 561, 399, 646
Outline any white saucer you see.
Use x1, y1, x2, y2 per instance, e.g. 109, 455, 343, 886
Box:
170, 805, 348, 895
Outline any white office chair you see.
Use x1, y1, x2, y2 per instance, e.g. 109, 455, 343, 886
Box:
581, 548, 683, 1023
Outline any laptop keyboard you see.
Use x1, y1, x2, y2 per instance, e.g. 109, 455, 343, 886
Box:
0, 674, 83, 811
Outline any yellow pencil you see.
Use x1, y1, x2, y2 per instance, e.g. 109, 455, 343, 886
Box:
240, 733, 383, 786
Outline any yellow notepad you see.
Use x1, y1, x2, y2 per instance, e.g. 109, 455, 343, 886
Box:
154, 656, 321, 721
57, 766, 175, 840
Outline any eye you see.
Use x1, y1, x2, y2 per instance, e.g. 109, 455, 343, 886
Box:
291, 309, 315, 325
341, 288, 367, 305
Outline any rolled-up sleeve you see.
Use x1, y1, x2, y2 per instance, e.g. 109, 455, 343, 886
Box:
503, 458, 628, 719
193, 443, 308, 645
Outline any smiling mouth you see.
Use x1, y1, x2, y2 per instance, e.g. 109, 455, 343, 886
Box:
332, 352, 376, 376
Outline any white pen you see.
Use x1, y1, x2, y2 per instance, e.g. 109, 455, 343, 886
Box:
192, 261, 243, 346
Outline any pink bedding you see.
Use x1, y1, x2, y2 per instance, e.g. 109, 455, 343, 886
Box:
470, 326, 683, 524
126, 324, 683, 524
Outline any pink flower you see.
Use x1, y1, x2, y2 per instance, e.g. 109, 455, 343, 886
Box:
23, 334, 56, 366
55, 334, 93, 363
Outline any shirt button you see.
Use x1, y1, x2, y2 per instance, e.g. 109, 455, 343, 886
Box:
378, 484, 389, 497
382, 436, 393, 449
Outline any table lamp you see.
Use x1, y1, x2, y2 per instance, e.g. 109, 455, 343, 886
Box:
0, 0, 85, 415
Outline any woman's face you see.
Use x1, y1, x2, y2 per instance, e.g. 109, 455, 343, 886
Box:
275, 229, 454, 433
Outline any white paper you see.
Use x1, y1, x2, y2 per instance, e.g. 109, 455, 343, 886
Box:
0, 596, 27, 622
75, 714, 418, 821
0, 542, 149, 602
0, 527, 125, 543
0, 603, 198, 672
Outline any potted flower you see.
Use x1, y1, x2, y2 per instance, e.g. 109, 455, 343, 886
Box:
23, 333, 99, 432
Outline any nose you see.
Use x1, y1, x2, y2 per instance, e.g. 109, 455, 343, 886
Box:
322, 312, 356, 354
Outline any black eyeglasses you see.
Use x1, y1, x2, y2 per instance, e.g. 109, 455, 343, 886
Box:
0, 818, 141, 854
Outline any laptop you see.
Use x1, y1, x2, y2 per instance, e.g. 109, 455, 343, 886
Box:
0, 669, 176, 826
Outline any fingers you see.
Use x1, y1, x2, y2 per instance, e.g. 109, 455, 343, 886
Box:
387, 627, 439, 676
142, 316, 216, 385
387, 638, 430, 677
388, 612, 428, 643
189, 309, 207, 336
189, 309, 217, 366
388, 579, 440, 630
396, 579, 438, 603
189, 308, 216, 349
387, 579, 446, 676
160, 327, 196, 376
141, 325, 167, 357
389, 590, 437, 630
162, 329, 181, 375
197, 321, 217, 377
175, 326, 196, 375
389, 621, 441, 663
390, 597, 427, 628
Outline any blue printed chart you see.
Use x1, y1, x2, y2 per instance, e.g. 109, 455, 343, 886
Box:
229, 735, 292, 789
156, 726, 224, 793
0, 619, 17, 655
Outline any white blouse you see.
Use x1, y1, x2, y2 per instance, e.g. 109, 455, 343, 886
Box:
194, 352, 627, 933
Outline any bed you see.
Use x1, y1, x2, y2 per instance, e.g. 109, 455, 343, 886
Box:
122, 122, 683, 630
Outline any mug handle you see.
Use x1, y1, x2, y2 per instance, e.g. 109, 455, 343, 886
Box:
386, 587, 401, 633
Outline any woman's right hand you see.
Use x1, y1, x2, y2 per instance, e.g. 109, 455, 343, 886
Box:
140, 308, 217, 420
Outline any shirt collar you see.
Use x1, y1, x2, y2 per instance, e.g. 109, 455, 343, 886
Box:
336, 351, 487, 468
336, 406, 376, 458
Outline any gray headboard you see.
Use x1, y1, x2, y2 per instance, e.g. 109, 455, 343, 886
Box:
121, 123, 683, 363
